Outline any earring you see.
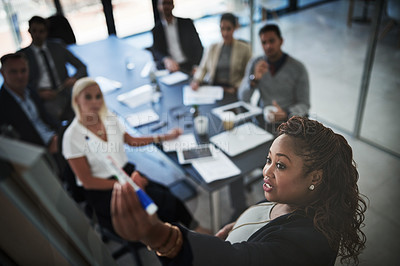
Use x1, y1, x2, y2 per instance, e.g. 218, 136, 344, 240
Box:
309, 184, 315, 191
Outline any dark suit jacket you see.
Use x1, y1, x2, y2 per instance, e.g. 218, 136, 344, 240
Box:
160, 211, 337, 266
0, 85, 59, 147
19, 41, 87, 91
151, 17, 203, 71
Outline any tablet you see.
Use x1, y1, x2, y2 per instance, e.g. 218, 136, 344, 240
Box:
177, 144, 216, 164
211, 101, 262, 123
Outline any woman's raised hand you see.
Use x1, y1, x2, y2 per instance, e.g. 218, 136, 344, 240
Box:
111, 182, 164, 245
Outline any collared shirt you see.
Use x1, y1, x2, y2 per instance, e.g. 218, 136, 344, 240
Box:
161, 17, 186, 64
5, 86, 55, 145
31, 43, 61, 89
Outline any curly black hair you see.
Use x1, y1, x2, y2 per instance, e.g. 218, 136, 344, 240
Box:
278, 116, 367, 265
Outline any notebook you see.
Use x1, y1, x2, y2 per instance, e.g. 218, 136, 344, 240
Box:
192, 148, 241, 183
210, 122, 274, 157
95, 76, 122, 94
183, 85, 223, 105
125, 108, 159, 128
159, 71, 189, 85
117, 84, 153, 108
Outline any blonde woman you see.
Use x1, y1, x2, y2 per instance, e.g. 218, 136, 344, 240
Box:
62, 77, 207, 234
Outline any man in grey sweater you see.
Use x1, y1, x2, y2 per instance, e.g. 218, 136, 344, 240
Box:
238, 24, 309, 126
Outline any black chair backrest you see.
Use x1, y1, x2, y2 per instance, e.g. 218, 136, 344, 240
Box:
47, 15, 77, 45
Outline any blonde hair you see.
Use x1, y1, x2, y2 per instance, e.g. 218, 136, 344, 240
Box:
71, 77, 108, 121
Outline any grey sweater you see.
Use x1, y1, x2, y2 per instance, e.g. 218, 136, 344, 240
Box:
238, 55, 310, 118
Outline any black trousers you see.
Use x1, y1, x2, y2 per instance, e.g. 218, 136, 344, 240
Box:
84, 163, 196, 234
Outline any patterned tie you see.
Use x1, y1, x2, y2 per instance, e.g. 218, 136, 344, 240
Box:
40, 49, 57, 90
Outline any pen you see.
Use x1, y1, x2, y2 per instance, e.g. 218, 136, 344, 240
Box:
85, 136, 158, 215
151, 121, 167, 131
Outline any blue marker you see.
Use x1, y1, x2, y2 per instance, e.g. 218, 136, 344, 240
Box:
85, 136, 158, 215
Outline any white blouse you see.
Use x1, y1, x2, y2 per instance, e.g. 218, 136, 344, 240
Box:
226, 202, 275, 244
62, 113, 128, 186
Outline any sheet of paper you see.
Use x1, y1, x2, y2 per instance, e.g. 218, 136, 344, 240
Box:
160, 71, 189, 85
95, 76, 122, 94
210, 122, 274, 157
183, 85, 224, 106
162, 133, 198, 152
117, 84, 153, 109
125, 109, 159, 128
192, 149, 241, 183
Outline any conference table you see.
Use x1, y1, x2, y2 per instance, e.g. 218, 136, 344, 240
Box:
68, 35, 273, 232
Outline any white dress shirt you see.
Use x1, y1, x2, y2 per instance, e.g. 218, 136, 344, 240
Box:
31, 43, 61, 89
161, 17, 186, 64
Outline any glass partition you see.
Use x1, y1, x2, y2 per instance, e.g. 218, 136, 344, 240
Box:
60, 0, 108, 44
360, 12, 400, 156
0, 0, 55, 55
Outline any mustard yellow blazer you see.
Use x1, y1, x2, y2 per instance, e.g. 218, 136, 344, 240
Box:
193, 39, 252, 89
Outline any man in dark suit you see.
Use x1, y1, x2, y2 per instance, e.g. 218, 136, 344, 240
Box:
19, 16, 87, 121
151, 0, 203, 74
0, 53, 59, 154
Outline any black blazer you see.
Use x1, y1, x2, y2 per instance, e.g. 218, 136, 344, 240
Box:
0, 85, 59, 147
151, 17, 203, 71
19, 42, 87, 91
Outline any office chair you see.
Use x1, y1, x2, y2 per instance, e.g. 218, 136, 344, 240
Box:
47, 14, 77, 45
99, 226, 145, 265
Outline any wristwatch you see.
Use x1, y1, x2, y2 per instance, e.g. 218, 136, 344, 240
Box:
249, 74, 259, 86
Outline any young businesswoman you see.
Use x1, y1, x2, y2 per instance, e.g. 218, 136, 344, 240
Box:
111, 116, 367, 265
191, 13, 252, 94
62, 77, 209, 234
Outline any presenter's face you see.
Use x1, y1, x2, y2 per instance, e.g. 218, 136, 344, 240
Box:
262, 134, 313, 205
75, 84, 104, 116
220, 20, 235, 44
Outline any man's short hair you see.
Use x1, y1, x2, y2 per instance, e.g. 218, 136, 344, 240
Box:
0, 53, 27, 69
28, 15, 48, 29
259, 24, 282, 39
158, 0, 174, 5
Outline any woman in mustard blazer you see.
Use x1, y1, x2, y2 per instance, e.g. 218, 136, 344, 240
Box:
191, 13, 252, 94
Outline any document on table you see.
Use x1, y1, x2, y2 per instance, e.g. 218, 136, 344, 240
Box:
183, 85, 224, 105
210, 122, 274, 157
162, 133, 198, 152
159, 71, 189, 85
192, 149, 241, 183
117, 84, 153, 108
125, 109, 159, 128
95, 76, 122, 94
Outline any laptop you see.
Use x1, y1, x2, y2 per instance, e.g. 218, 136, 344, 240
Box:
210, 122, 274, 157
